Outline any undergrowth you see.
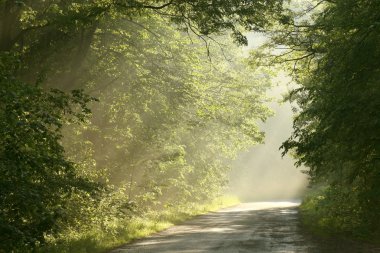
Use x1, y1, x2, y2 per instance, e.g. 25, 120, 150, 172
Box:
299, 186, 380, 244
36, 196, 239, 253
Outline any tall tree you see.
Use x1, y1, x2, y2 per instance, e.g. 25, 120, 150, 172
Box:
270, 0, 380, 237
1, 0, 280, 251
0, 55, 99, 250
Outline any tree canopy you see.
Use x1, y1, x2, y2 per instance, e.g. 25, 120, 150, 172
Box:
0, 0, 280, 251
2, 0, 379, 250
269, 0, 380, 237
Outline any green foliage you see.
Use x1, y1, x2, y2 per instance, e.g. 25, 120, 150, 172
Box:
36, 196, 239, 253
1, 0, 284, 52
300, 186, 363, 236
0, 0, 279, 251
270, 0, 380, 240
0, 54, 99, 251
53, 9, 270, 200
62, 14, 272, 214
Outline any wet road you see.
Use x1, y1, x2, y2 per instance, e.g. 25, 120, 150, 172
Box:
110, 202, 380, 253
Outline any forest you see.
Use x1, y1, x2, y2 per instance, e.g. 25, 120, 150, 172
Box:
0, 0, 379, 252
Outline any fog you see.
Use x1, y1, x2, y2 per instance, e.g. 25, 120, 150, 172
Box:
228, 74, 309, 202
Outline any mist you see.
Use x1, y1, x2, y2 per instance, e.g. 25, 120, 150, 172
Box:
228, 80, 308, 202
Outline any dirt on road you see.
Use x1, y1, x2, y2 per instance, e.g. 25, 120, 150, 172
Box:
110, 202, 380, 253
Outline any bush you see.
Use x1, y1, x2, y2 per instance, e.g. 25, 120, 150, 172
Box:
0, 59, 99, 252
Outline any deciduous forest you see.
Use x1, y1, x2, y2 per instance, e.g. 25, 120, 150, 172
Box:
0, 0, 379, 252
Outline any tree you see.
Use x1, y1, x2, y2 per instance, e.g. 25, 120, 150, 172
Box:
1, 1, 279, 251
0, 0, 284, 88
0, 53, 99, 251
62, 14, 272, 209
269, 0, 380, 237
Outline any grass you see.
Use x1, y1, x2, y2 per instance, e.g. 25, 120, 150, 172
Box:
37, 196, 239, 253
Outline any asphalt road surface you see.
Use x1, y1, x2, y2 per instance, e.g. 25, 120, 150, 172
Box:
110, 202, 380, 253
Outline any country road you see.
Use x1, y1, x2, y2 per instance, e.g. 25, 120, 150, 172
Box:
110, 202, 380, 253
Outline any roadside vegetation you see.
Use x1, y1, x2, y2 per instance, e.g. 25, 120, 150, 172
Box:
36, 196, 239, 253
0, 1, 279, 252
1, 0, 379, 252
265, 0, 380, 242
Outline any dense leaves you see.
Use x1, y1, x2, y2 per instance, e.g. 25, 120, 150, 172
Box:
1, 0, 283, 50
0, 0, 278, 251
61, 14, 272, 223
0, 53, 99, 251
273, 0, 380, 238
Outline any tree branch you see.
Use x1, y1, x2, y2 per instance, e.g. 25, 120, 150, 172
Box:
115, 1, 174, 10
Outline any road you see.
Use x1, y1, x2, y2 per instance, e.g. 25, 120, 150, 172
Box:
110, 202, 380, 253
